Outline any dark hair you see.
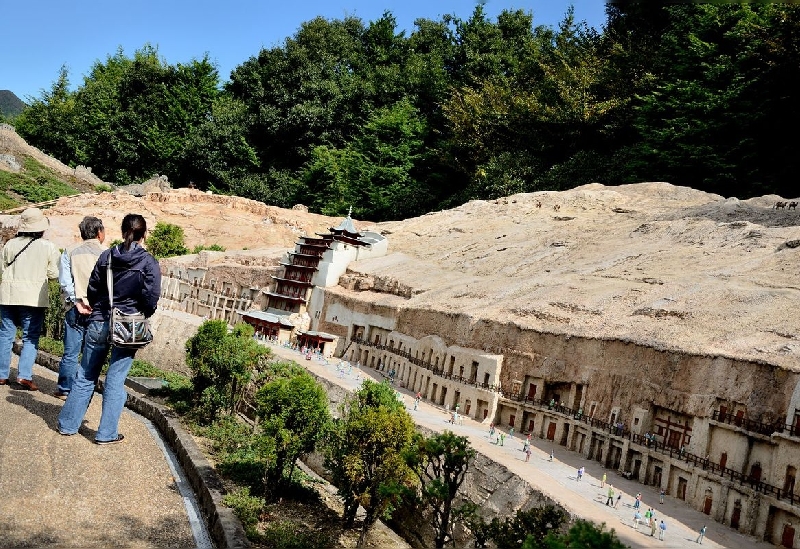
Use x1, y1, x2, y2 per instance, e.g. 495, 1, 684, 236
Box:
79, 216, 104, 240
120, 214, 147, 251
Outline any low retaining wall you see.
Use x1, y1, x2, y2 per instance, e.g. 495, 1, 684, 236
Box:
26, 345, 250, 549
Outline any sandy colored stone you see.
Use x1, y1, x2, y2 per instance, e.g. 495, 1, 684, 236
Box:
0, 357, 195, 548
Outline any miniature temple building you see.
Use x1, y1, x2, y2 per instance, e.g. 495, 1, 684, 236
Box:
245, 209, 388, 339
240, 311, 295, 342
297, 330, 338, 357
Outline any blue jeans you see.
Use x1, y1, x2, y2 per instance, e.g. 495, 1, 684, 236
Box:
0, 305, 45, 381
56, 306, 89, 393
57, 320, 137, 441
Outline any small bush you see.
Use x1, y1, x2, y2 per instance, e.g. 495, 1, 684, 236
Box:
146, 222, 189, 259
222, 487, 264, 535
192, 243, 226, 254
38, 336, 65, 356
261, 519, 330, 548
95, 184, 113, 193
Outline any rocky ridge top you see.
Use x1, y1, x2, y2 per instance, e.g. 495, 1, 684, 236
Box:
351, 183, 800, 370
2, 180, 798, 372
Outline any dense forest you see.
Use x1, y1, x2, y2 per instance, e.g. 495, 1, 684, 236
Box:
8, 4, 800, 221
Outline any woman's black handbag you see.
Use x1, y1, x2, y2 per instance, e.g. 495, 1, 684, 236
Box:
106, 254, 153, 349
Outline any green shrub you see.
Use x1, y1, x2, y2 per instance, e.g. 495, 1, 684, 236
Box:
95, 184, 113, 193
192, 243, 226, 254
222, 487, 264, 535
146, 222, 189, 259
261, 519, 329, 548
38, 336, 65, 356
185, 320, 270, 423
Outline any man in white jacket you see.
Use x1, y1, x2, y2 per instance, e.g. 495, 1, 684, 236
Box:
54, 216, 105, 399
0, 208, 60, 390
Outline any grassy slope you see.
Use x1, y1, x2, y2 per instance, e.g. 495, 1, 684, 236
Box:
0, 155, 84, 211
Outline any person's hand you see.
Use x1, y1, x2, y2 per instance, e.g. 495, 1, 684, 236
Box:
75, 301, 92, 315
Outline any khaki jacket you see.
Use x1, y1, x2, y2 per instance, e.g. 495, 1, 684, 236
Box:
0, 236, 61, 307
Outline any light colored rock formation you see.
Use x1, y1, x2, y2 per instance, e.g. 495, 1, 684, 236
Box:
2, 178, 799, 544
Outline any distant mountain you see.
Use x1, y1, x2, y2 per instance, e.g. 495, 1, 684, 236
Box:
0, 90, 26, 118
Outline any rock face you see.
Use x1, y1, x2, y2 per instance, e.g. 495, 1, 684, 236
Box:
351, 183, 800, 372
2, 166, 800, 543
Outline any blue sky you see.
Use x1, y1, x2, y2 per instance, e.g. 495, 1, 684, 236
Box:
1, 1, 607, 102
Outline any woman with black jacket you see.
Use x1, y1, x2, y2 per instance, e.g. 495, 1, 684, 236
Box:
58, 214, 161, 444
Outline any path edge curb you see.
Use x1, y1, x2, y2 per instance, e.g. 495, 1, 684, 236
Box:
28, 346, 251, 549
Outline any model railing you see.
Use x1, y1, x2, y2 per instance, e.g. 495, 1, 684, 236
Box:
349, 338, 500, 392
710, 409, 784, 437
507, 394, 798, 507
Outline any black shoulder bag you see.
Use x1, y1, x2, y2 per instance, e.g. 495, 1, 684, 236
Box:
106, 253, 153, 349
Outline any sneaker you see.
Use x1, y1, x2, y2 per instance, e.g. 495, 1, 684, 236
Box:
95, 434, 124, 445
16, 379, 38, 391
53, 391, 68, 401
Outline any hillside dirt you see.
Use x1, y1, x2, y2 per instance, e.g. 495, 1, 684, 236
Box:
350, 184, 800, 371
0, 180, 798, 372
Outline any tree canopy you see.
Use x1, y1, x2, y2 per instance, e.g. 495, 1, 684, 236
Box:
323, 380, 416, 548
14, 4, 800, 220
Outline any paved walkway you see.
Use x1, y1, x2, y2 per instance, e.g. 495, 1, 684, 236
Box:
271, 344, 772, 549
0, 355, 207, 549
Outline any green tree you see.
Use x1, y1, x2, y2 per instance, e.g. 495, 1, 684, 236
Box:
146, 221, 189, 259
541, 520, 625, 549
489, 505, 569, 549
626, 4, 800, 198
14, 66, 77, 162
180, 94, 259, 191
252, 361, 331, 498
18, 45, 220, 186
405, 431, 475, 548
324, 380, 416, 548
185, 320, 270, 422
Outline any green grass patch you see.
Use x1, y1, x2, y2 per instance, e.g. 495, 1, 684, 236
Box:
0, 155, 80, 207
37, 336, 64, 356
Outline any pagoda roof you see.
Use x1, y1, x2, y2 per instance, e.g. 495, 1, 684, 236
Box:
330, 210, 362, 236
264, 292, 308, 304
297, 330, 338, 342
288, 252, 323, 260
297, 241, 329, 249
280, 261, 317, 270
240, 310, 295, 328
271, 276, 313, 287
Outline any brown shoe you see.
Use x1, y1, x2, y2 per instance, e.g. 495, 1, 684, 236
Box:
0, 379, 7, 385
53, 391, 68, 400
16, 379, 38, 391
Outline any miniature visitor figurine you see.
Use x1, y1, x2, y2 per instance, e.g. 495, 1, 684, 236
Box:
601, 472, 607, 487
658, 520, 666, 540
606, 486, 615, 506
696, 525, 706, 544
660, 488, 665, 504
525, 445, 532, 462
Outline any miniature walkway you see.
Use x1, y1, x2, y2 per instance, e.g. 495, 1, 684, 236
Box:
271, 344, 773, 549
0, 354, 212, 549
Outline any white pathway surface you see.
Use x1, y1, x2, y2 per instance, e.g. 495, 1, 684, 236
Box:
267, 343, 772, 549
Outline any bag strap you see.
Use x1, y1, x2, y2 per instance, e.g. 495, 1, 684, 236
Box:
6, 237, 37, 267
106, 250, 114, 311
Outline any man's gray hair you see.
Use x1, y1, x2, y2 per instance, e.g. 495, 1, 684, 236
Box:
78, 216, 104, 240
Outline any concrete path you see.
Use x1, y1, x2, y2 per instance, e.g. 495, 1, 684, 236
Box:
0, 355, 204, 548
271, 344, 772, 549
